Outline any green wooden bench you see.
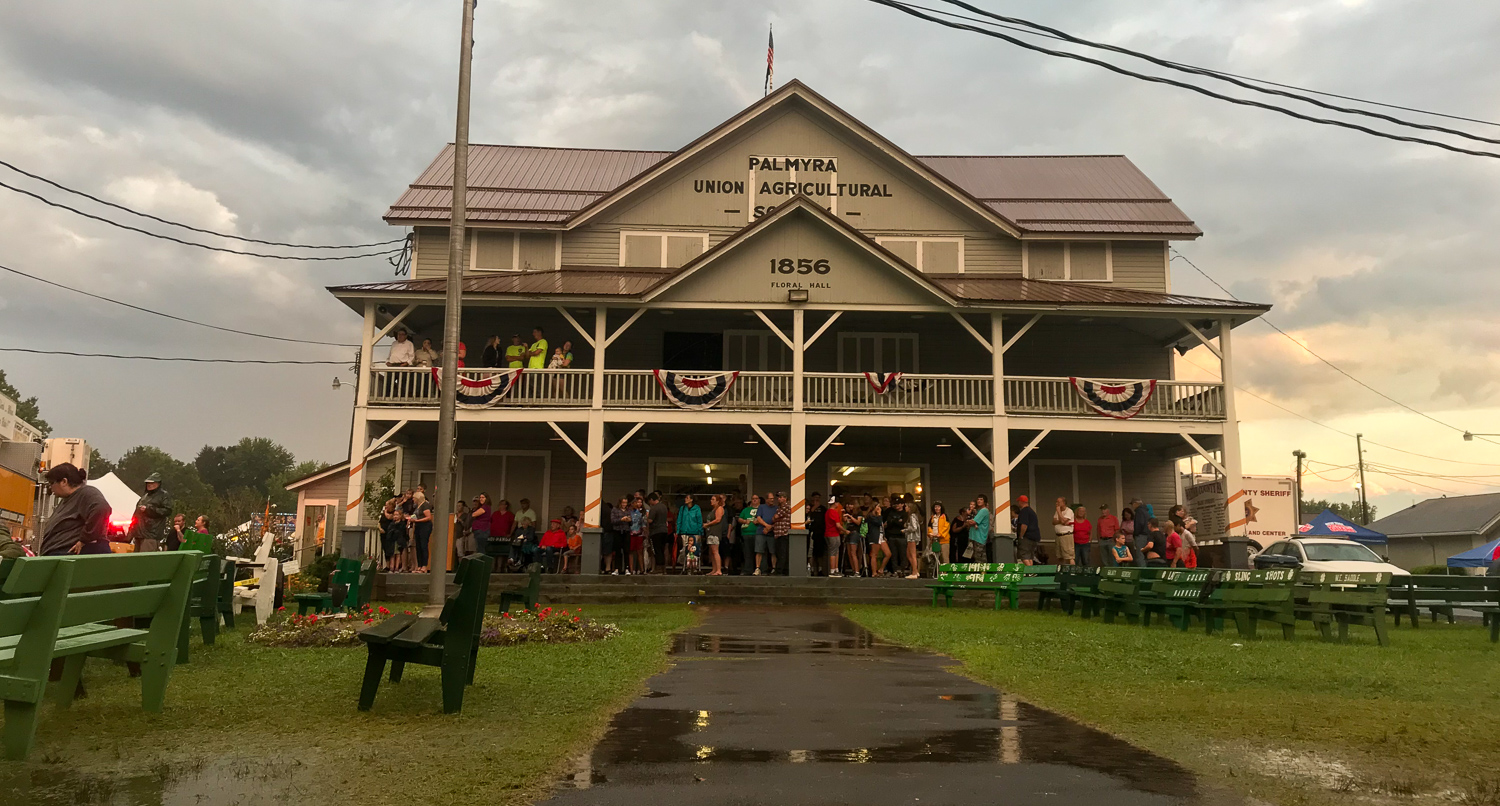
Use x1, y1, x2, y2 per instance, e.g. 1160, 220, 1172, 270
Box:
177, 554, 224, 663
1094, 566, 1165, 624
498, 563, 543, 613
216, 557, 237, 630
1138, 568, 1213, 630
1195, 568, 1299, 639
1045, 565, 1099, 616
292, 557, 375, 615
0, 552, 199, 759
1023, 565, 1063, 611
357, 555, 492, 714
1295, 571, 1393, 646
1387, 575, 1499, 641
926, 563, 1023, 609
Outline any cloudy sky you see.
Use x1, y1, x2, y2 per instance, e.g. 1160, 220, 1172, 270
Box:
2, 0, 1499, 516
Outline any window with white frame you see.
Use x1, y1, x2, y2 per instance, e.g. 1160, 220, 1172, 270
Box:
470, 230, 560, 272
874, 236, 964, 273
1023, 241, 1112, 281
619, 231, 709, 268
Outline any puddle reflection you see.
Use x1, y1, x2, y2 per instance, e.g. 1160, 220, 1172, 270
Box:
1, 757, 303, 806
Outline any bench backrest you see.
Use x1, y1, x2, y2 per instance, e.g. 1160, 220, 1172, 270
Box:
190, 554, 223, 615
1395, 574, 1500, 604
1150, 568, 1212, 601
1297, 570, 1392, 606
936, 563, 1022, 584
0, 553, 201, 637
182, 531, 215, 554
438, 555, 493, 644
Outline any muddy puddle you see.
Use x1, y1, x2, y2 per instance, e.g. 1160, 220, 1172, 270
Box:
0, 757, 305, 806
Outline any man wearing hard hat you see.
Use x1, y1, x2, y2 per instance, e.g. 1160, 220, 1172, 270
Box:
128, 472, 174, 552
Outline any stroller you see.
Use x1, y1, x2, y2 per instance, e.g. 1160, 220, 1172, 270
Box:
680, 534, 702, 574
918, 537, 942, 579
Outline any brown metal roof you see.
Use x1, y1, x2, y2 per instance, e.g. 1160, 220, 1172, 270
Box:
337, 266, 677, 298
385, 146, 1199, 236
923, 276, 1264, 309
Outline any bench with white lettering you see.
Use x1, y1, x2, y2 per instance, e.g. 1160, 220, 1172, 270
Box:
927, 563, 1023, 610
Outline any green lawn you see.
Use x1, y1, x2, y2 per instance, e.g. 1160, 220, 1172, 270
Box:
5, 604, 695, 806
845, 605, 1500, 806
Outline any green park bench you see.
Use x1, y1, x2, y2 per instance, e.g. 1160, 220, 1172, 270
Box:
357, 555, 492, 714
498, 563, 543, 614
1094, 566, 1167, 624
1295, 571, 1393, 646
1196, 568, 1299, 639
1044, 565, 1099, 616
1387, 575, 1500, 641
1138, 568, 1213, 630
216, 558, 238, 630
294, 558, 376, 615
177, 554, 224, 663
926, 563, 1023, 609
0, 552, 199, 759
1021, 565, 1063, 611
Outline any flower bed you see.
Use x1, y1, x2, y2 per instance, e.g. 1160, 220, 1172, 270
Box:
248, 604, 620, 648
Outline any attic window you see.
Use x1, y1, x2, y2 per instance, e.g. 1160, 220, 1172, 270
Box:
874, 237, 964, 273
620, 231, 709, 268
1024, 241, 1112, 282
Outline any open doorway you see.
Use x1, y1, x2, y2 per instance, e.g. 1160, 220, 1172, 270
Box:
651, 459, 751, 500
828, 465, 926, 510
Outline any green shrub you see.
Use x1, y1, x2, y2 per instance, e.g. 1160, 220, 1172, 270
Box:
298, 551, 342, 592
1411, 565, 1462, 575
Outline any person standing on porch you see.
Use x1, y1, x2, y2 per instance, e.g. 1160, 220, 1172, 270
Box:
387, 328, 415, 366
526, 326, 549, 370
481, 335, 502, 368
414, 338, 438, 367
805, 493, 827, 576
646, 492, 671, 574
970, 495, 992, 563
703, 494, 726, 576
739, 494, 761, 575
824, 497, 846, 577
772, 492, 791, 576
1096, 504, 1120, 567
1013, 496, 1040, 565
754, 491, 777, 575
676, 494, 704, 573
903, 502, 923, 579
410, 491, 434, 573
516, 498, 538, 567
865, 498, 890, 577
883, 498, 905, 576
949, 505, 969, 564
505, 334, 526, 368
929, 503, 950, 565
1072, 505, 1092, 568
1052, 497, 1076, 566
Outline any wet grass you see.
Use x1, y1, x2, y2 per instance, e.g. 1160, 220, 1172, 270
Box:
844, 605, 1500, 806
7, 603, 695, 806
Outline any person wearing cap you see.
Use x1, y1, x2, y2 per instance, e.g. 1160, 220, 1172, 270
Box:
539, 517, 568, 572
40, 463, 112, 555
526, 326, 549, 370
0, 523, 27, 559
127, 472, 173, 553
504, 335, 526, 368
1013, 495, 1041, 566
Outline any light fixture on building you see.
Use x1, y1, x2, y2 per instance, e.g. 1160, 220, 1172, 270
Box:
638, 430, 651, 443
936, 435, 952, 448
706, 476, 714, 485
703, 464, 712, 474
830, 441, 844, 446
1131, 442, 1146, 452
744, 432, 759, 444
915, 482, 924, 496
787, 289, 809, 303
841, 466, 855, 477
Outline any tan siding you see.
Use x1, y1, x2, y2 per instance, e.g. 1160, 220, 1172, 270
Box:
413, 227, 450, 280
562, 228, 621, 266
1109, 240, 1168, 292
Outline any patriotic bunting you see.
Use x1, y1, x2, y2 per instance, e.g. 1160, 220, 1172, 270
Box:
653, 370, 740, 410
1069, 377, 1157, 420
431, 368, 524, 408
863, 371, 904, 393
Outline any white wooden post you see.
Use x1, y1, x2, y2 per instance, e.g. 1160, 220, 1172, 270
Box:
1219, 317, 1248, 568
582, 307, 608, 573
990, 313, 1013, 560
345, 302, 376, 529
591, 306, 606, 410
789, 309, 809, 576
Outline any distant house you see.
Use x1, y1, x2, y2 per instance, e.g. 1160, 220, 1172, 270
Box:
1368, 492, 1500, 570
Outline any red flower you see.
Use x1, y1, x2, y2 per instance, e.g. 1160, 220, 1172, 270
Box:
309, 615, 319, 622
378, 606, 390, 615
573, 616, 579, 622
277, 606, 286, 611
364, 618, 374, 624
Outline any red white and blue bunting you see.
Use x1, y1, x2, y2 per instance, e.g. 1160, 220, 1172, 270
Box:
863, 371, 904, 394
1069, 377, 1157, 420
431, 368, 524, 408
653, 370, 740, 410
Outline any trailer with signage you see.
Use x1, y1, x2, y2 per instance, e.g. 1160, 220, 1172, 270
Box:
1184, 475, 1298, 552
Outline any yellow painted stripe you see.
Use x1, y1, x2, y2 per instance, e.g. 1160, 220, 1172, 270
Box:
1226, 489, 1246, 504
1227, 517, 1249, 529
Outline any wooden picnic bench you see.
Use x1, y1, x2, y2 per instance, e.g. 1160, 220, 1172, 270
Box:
1295, 571, 1392, 646
0, 552, 199, 759
498, 562, 542, 613
1138, 568, 1213, 630
177, 553, 224, 663
1042, 565, 1098, 616
1092, 567, 1171, 624
1195, 568, 1300, 639
1021, 565, 1063, 611
293, 558, 375, 615
1387, 575, 1500, 641
927, 563, 1024, 609
357, 555, 492, 714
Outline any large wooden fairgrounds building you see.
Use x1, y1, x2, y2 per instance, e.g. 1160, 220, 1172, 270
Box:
315, 81, 1268, 569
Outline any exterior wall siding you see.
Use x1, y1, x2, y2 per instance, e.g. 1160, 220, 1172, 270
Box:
1108, 240, 1168, 293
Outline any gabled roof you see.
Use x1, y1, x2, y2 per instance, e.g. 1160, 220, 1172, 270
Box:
1368, 492, 1500, 539
284, 445, 397, 492
384, 81, 1199, 238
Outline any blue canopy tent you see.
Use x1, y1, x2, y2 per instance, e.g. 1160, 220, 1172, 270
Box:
1296, 508, 1387, 546
1447, 538, 1500, 569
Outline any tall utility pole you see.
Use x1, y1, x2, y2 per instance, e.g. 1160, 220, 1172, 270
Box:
1354, 433, 1369, 525
429, 0, 476, 611
1291, 449, 1306, 524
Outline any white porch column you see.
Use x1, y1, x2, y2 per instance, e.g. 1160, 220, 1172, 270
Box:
1219, 318, 1249, 568
989, 312, 1013, 560
344, 301, 376, 530
591, 307, 606, 410
789, 309, 810, 575
582, 307, 609, 573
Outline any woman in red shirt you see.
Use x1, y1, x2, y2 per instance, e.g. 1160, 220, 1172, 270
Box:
1071, 505, 1093, 567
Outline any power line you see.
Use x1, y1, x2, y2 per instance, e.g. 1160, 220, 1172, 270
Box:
0, 179, 402, 261
864, 0, 1500, 160
0, 159, 403, 249
896, 1, 1500, 130
1169, 249, 1500, 448
0, 262, 357, 347
0, 347, 344, 365
930, 0, 1500, 146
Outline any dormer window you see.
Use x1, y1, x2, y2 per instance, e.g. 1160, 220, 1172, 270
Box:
874, 236, 964, 273
1023, 241, 1112, 282
620, 231, 709, 268
471, 230, 559, 272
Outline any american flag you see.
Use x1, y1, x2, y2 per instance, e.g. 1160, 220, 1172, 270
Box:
764, 25, 774, 96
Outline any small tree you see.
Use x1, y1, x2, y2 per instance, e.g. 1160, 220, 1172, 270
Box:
365, 466, 396, 522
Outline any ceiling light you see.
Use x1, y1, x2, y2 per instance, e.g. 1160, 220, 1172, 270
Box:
841, 466, 854, 477
830, 441, 844, 446
638, 430, 651, 443
706, 476, 713, 485
704, 464, 712, 474
936, 436, 952, 448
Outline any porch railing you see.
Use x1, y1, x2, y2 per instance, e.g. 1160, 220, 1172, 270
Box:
602, 370, 794, 410
803, 373, 995, 413
1003, 377, 1225, 420
367, 367, 592, 407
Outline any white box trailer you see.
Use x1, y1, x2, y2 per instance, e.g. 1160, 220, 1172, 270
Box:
1183, 475, 1297, 552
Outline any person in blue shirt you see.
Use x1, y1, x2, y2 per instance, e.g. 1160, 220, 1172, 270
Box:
970, 494, 992, 562
1014, 495, 1042, 565
754, 492, 778, 576
675, 494, 704, 571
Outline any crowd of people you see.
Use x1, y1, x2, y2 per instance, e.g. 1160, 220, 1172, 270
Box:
386, 326, 574, 370
25, 462, 212, 558
1011, 495, 1201, 569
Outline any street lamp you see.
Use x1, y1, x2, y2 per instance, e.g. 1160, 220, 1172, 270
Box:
1462, 432, 1500, 441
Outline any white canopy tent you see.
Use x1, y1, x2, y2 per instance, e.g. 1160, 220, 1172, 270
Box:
89, 472, 141, 532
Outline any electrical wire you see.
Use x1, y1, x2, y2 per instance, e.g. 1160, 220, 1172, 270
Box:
0, 262, 357, 347
0, 347, 344, 365
864, 0, 1500, 160
930, 0, 1500, 145
898, 2, 1500, 129
1169, 249, 1500, 448
0, 159, 403, 249
0, 179, 401, 261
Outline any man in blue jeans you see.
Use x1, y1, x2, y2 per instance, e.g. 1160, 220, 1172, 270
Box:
970, 494, 992, 562
753, 491, 778, 575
